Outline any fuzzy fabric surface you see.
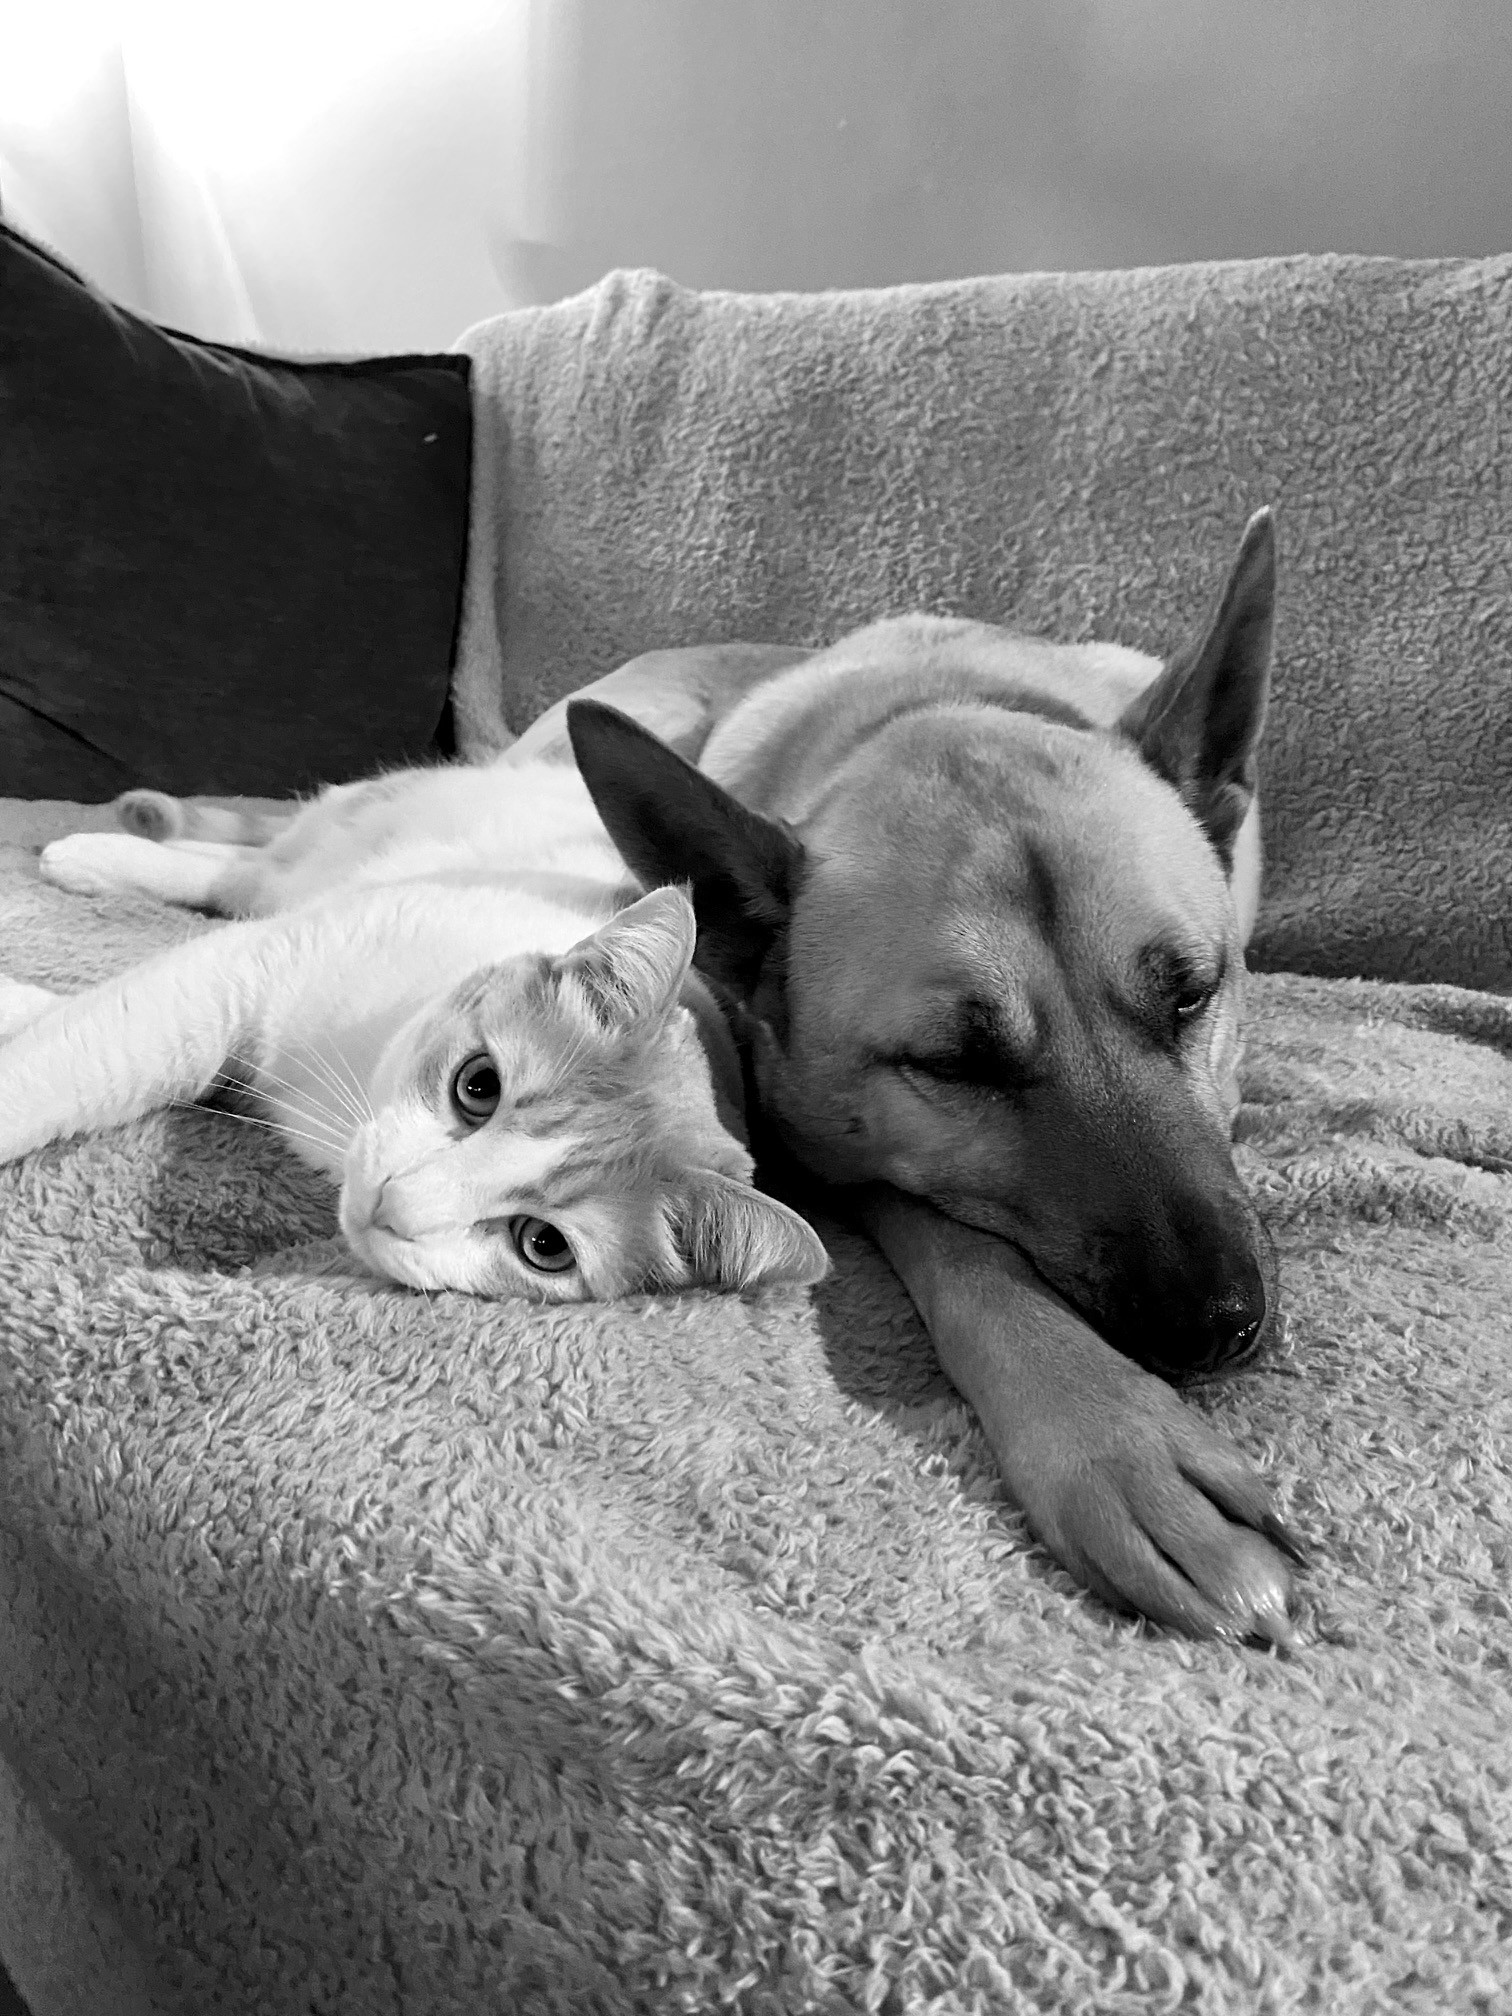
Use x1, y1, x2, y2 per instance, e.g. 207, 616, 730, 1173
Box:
453, 255, 1512, 991
1, 808, 1509, 2014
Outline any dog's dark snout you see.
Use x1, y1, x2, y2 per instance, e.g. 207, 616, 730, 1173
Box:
1198, 1270, 1267, 1370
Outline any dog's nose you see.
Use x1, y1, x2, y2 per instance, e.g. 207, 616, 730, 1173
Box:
1199, 1273, 1267, 1369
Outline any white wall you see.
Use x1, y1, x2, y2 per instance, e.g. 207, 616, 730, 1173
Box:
535, 0, 1512, 297
4, 0, 1510, 351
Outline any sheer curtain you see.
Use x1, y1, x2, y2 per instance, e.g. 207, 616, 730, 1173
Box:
0, 0, 578, 351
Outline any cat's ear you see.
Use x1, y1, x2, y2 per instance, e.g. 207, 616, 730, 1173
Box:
568, 700, 804, 1002
1117, 508, 1275, 867
557, 885, 697, 1031
672, 1170, 830, 1291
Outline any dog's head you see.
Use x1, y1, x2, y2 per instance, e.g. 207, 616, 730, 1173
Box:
570, 515, 1277, 1379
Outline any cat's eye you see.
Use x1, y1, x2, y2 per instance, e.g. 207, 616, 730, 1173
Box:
511, 1216, 576, 1273
452, 1053, 501, 1124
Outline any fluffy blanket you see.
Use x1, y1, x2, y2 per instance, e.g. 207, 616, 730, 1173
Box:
454, 255, 1512, 991
1, 808, 1509, 2014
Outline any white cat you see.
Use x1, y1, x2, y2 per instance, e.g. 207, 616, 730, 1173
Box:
0, 755, 828, 1302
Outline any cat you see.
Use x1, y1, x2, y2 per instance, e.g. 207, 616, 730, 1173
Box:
0, 757, 829, 1302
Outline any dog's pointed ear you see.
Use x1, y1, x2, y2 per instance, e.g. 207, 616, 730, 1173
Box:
567, 699, 804, 1001
1118, 509, 1275, 865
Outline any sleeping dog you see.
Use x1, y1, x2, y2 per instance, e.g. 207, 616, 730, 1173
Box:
536, 509, 1305, 1642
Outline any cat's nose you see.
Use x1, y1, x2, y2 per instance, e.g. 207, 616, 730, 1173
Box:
369, 1180, 443, 1241
371, 1182, 402, 1235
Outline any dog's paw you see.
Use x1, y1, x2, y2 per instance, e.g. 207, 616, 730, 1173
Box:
39, 831, 151, 896
1018, 1373, 1307, 1646
113, 788, 186, 841
0, 976, 59, 1040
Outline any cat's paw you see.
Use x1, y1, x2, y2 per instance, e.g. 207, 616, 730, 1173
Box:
39, 831, 154, 896
40, 829, 228, 908
0, 976, 59, 1039
114, 789, 185, 841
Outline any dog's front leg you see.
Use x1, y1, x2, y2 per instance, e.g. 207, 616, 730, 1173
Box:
859, 1187, 1304, 1643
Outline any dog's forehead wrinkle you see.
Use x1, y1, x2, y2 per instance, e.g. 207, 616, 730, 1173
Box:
927, 916, 1055, 1059
820, 706, 1091, 825
878, 706, 1089, 797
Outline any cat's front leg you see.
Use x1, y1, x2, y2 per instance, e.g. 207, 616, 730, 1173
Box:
39, 832, 250, 911
0, 977, 60, 1041
0, 924, 280, 1162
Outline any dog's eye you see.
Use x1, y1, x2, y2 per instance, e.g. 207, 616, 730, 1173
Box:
1173, 980, 1218, 1023
904, 1054, 976, 1086
451, 1053, 501, 1124
1143, 944, 1225, 1035
895, 1000, 1040, 1094
510, 1216, 576, 1273
896, 1050, 1029, 1097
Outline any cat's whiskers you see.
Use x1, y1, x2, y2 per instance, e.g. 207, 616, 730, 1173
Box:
180, 1092, 349, 1164
332, 1041, 378, 1127
219, 1047, 340, 1118
283, 1033, 375, 1134
219, 1050, 357, 1152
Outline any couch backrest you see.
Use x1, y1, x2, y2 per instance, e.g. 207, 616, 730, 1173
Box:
455, 255, 1512, 990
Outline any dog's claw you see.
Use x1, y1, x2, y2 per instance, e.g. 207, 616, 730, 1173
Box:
1260, 1510, 1312, 1570
1214, 1528, 1298, 1648
1242, 1604, 1296, 1654
1246, 1587, 1298, 1651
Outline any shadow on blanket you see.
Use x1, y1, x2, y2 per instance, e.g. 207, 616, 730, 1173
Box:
1, 821, 1510, 2012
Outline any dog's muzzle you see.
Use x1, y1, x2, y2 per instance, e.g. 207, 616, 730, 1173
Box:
1051, 1172, 1279, 1382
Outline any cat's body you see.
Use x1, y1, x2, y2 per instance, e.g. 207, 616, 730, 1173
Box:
0, 756, 827, 1301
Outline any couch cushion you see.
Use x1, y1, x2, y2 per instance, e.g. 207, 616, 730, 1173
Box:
454, 260, 1512, 991
0, 221, 472, 799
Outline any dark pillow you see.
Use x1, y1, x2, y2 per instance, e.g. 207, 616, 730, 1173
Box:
0, 220, 472, 799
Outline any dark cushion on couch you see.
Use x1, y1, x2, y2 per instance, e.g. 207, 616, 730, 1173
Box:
0, 221, 472, 799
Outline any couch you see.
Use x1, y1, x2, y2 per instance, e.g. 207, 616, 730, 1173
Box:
1, 224, 1509, 2012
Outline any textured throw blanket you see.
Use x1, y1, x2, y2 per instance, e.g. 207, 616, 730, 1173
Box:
454, 255, 1512, 991
2, 809, 1509, 2013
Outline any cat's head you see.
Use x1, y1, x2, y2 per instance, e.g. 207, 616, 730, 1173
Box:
336, 886, 829, 1300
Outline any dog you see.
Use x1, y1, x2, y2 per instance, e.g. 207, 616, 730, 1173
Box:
512, 509, 1305, 1642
